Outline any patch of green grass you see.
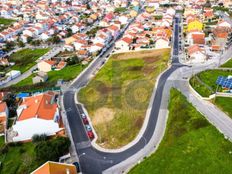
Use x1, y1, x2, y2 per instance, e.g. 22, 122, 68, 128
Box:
14, 64, 86, 88
0, 18, 15, 25
10, 48, 50, 73
114, 7, 127, 13
190, 69, 232, 97
78, 49, 170, 148
214, 97, 232, 118
129, 88, 232, 174
0, 136, 4, 146
221, 58, 232, 68
0, 137, 40, 174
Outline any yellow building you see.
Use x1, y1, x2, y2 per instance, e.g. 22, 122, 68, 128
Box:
146, 6, 155, 13
187, 20, 203, 32
65, 36, 77, 45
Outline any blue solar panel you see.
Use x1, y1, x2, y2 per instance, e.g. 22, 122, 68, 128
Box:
216, 76, 232, 89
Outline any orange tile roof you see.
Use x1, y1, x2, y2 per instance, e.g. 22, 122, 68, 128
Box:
56, 61, 67, 70
31, 161, 77, 174
44, 60, 57, 66
0, 102, 7, 113
192, 33, 205, 44
18, 93, 57, 121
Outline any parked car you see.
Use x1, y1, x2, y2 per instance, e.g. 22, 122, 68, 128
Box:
87, 131, 94, 139
85, 125, 92, 132
81, 113, 86, 119
83, 117, 89, 124
73, 162, 80, 172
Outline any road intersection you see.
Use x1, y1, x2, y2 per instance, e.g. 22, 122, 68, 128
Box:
62, 13, 232, 174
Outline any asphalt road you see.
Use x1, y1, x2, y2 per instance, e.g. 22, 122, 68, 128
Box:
63, 15, 182, 174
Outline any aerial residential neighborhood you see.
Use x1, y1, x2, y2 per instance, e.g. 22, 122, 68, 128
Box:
0, 0, 231, 174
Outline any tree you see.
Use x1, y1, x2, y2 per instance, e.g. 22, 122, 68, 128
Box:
27, 36, 33, 43
17, 41, 25, 47
3, 93, 17, 118
30, 40, 41, 46
66, 28, 73, 37
32, 134, 48, 143
67, 56, 81, 65
48, 35, 61, 44
35, 137, 70, 161
4, 41, 15, 51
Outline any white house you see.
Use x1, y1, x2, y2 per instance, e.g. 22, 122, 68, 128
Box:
38, 60, 56, 72
89, 43, 104, 53
187, 45, 207, 63
12, 92, 64, 142
155, 38, 170, 49
115, 37, 132, 51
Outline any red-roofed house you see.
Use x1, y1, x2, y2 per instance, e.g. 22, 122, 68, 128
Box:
12, 92, 63, 142
0, 102, 9, 134
89, 43, 104, 53
187, 45, 206, 63
115, 37, 133, 51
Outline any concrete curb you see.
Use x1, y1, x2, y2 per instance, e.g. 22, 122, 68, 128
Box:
60, 94, 78, 162
75, 62, 172, 153
103, 80, 172, 174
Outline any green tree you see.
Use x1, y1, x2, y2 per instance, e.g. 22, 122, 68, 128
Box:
17, 41, 25, 47
35, 137, 70, 161
27, 36, 33, 43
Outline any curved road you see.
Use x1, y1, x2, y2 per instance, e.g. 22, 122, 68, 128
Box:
63, 15, 182, 174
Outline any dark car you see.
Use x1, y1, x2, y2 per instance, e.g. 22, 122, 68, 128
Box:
73, 162, 80, 172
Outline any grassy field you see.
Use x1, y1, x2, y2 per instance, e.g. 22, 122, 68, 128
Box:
0, 18, 15, 31
129, 88, 232, 174
0, 18, 15, 25
14, 64, 86, 88
221, 58, 232, 68
0, 137, 40, 174
78, 49, 170, 148
214, 97, 232, 119
10, 48, 50, 73
190, 69, 232, 97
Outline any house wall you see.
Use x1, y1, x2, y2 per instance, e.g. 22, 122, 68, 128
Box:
38, 61, 52, 72
115, 41, 129, 51
155, 39, 170, 49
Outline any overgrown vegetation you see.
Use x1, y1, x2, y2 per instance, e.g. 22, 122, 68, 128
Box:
10, 48, 50, 73
129, 88, 232, 174
190, 69, 232, 97
78, 49, 170, 148
221, 58, 232, 68
214, 97, 232, 119
0, 136, 70, 174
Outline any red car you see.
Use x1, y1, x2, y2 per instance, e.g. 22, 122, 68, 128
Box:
82, 118, 89, 125
87, 131, 94, 139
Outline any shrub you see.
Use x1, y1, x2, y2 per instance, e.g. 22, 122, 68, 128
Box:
35, 137, 70, 161
32, 134, 48, 144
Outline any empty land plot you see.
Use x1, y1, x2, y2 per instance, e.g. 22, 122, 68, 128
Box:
78, 49, 170, 148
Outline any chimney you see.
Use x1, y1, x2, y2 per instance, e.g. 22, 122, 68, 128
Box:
35, 99, 38, 103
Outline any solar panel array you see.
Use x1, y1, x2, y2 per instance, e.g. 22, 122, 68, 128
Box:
216, 76, 232, 89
